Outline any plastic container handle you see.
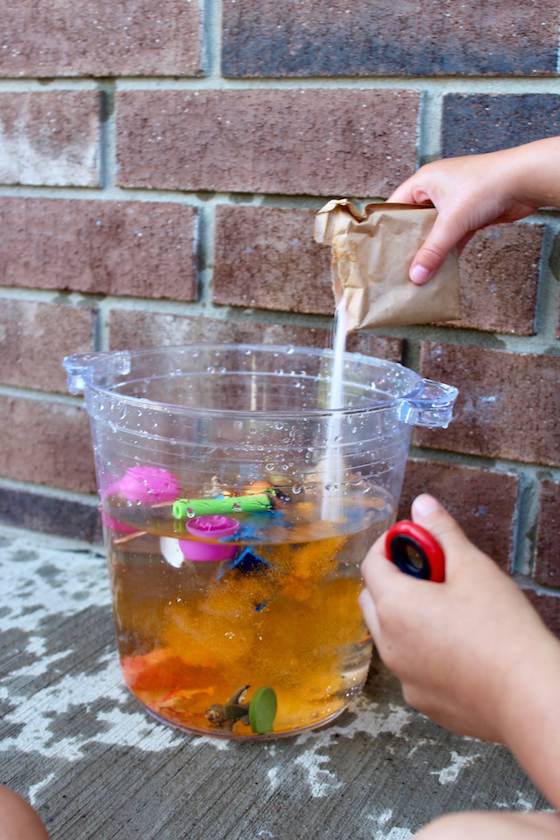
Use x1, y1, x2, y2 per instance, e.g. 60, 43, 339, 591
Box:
385, 520, 445, 583
63, 351, 132, 394
399, 379, 459, 429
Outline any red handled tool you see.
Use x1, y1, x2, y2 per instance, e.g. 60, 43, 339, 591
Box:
385, 520, 445, 583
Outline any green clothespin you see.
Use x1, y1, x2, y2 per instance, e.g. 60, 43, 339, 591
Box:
172, 493, 273, 520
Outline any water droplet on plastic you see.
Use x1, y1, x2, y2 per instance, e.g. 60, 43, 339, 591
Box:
232, 502, 241, 512
186, 507, 195, 518
292, 485, 303, 495
274, 423, 284, 430
265, 463, 274, 472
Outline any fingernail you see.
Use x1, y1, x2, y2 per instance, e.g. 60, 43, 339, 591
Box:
412, 493, 440, 518
410, 264, 431, 285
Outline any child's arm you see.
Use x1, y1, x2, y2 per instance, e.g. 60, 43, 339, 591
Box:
389, 137, 560, 284
360, 494, 560, 809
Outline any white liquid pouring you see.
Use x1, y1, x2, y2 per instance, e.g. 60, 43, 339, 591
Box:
321, 301, 348, 521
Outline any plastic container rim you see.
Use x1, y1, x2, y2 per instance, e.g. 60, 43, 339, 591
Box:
66, 342, 436, 421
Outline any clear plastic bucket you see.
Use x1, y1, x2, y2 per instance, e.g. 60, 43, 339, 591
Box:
65, 343, 457, 739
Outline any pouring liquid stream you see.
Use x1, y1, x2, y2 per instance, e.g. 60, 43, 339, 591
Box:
321, 300, 348, 521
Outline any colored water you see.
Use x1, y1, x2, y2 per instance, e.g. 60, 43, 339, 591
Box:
106, 490, 391, 738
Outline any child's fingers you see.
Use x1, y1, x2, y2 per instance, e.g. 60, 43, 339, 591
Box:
409, 210, 467, 285
411, 494, 472, 577
361, 533, 416, 602
386, 177, 417, 204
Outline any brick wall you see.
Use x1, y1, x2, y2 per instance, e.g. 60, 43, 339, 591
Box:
1, 1, 559, 632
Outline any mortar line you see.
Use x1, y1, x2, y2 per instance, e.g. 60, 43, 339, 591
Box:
95, 299, 111, 352
0, 76, 559, 91
0, 184, 327, 207
196, 202, 216, 306
538, 224, 560, 342
0, 384, 82, 406
409, 444, 560, 482
0, 476, 97, 505
400, 339, 420, 372
515, 577, 560, 597
0, 287, 68, 303
417, 89, 443, 165
557, 15, 560, 75
1, 181, 559, 219
202, 0, 222, 79
511, 472, 541, 575
2, 184, 559, 221
0, 288, 105, 308
97, 79, 116, 189
92, 306, 103, 353
113, 77, 560, 92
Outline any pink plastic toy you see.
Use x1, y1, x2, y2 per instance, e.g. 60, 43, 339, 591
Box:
179, 515, 240, 562
100, 511, 138, 535
112, 466, 180, 505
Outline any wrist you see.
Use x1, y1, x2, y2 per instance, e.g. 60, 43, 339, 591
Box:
503, 137, 560, 208
498, 630, 560, 806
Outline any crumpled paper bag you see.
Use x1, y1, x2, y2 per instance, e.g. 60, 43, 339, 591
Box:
315, 199, 461, 330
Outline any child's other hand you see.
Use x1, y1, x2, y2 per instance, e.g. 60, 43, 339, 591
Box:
388, 147, 538, 285
360, 494, 556, 744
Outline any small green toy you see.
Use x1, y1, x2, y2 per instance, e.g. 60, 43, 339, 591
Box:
172, 493, 273, 520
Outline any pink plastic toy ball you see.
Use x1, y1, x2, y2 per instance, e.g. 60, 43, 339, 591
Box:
115, 466, 181, 505
101, 511, 138, 535
180, 515, 240, 562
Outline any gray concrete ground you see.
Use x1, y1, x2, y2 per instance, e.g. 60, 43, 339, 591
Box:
0, 529, 547, 840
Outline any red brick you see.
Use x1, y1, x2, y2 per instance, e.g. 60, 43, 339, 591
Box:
417, 343, 560, 467
0, 396, 96, 493
522, 588, 560, 639
108, 309, 403, 362
442, 95, 560, 157
0, 198, 197, 301
117, 90, 418, 196
398, 460, 518, 569
456, 224, 543, 335
0, 1, 201, 77
214, 206, 332, 314
223, 0, 559, 78
0, 300, 94, 393
0, 92, 99, 187
534, 481, 560, 588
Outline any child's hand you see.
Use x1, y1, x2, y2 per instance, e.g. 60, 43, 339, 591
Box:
360, 494, 557, 744
387, 139, 560, 285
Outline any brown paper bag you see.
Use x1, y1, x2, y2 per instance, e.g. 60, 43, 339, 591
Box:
315, 199, 461, 330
